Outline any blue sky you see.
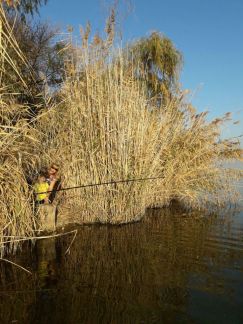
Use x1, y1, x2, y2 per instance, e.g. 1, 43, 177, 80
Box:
39, 0, 243, 142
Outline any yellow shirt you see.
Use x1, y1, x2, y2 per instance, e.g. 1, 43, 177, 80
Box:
34, 182, 49, 201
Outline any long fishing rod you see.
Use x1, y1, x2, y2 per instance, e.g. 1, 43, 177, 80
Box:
37, 175, 165, 195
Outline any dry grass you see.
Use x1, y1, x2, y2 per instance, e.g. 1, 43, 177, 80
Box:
37, 47, 165, 223
36, 33, 242, 224
0, 5, 41, 255
0, 6, 242, 255
151, 108, 243, 209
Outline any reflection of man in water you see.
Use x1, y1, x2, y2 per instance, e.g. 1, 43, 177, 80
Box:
29, 238, 60, 324
46, 164, 61, 203
37, 238, 58, 286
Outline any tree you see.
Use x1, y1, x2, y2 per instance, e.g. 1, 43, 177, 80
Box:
129, 32, 183, 104
2, 13, 67, 117
2, 0, 48, 19
12, 18, 66, 87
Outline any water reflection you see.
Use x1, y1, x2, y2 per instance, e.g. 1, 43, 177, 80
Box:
0, 206, 243, 323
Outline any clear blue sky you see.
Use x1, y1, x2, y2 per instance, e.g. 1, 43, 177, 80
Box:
39, 0, 243, 142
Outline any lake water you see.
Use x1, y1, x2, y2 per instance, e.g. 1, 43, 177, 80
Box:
0, 184, 243, 323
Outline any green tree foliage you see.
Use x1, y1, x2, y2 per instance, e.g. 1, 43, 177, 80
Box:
130, 32, 183, 104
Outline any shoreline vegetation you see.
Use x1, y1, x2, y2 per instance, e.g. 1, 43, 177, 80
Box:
0, 3, 242, 256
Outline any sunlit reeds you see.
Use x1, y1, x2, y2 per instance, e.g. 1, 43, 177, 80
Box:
37, 44, 166, 223
0, 5, 40, 255
36, 30, 242, 224
0, 5, 242, 255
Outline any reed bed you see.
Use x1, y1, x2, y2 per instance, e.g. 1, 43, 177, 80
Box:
0, 5, 41, 255
37, 46, 166, 224
151, 106, 243, 209
37, 34, 242, 224
0, 6, 242, 255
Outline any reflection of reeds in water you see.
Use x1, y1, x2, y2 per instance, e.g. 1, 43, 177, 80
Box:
1, 207, 242, 323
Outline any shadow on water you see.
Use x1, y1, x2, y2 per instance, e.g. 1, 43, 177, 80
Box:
0, 204, 243, 324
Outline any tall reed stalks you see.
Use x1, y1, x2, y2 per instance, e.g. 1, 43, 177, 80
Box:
0, 7, 242, 255
0, 5, 41, 255
36, 25, 242, 224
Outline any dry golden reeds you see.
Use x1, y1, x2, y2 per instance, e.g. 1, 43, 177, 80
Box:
0, 4, 42, 255
0, 5, 242, 255
37, 47, 164, 224
36, 30, 242, 224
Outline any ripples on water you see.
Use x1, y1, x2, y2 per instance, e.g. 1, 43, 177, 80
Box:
0, 199, 243, 323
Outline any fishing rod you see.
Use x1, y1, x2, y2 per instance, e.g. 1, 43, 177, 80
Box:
36, 175, 165, 195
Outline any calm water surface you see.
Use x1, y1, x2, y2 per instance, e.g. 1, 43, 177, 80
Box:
0, 199, 243, 323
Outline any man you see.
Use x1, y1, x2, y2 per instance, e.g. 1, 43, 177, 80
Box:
33, 171, 49, 205
47, 163, 61, 203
